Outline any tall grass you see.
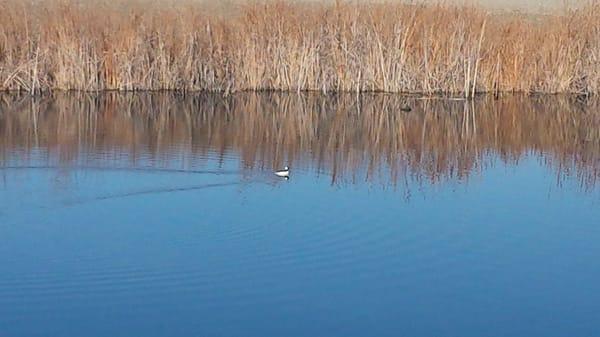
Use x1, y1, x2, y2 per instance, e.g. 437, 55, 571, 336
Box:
1, 0, 600, 95
1, 93, 598, 189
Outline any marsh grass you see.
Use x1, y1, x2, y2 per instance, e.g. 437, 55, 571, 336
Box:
1, 0, 600, 94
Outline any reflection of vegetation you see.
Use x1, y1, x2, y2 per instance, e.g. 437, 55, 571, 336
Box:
0, 93, 598, 189
2, 1, 600, 94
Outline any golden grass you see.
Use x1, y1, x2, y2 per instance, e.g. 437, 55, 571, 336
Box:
1, 93, 598, 189
1, 0, 600, 95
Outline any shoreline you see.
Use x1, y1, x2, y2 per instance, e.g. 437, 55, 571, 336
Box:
1, 89, 594, 98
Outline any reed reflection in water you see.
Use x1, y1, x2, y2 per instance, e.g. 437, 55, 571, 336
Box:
0, 93, 598, 191
1, 93, 600, 337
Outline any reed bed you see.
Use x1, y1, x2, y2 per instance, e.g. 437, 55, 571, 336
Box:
1, 0, 600, 95
1, 93, 598, 189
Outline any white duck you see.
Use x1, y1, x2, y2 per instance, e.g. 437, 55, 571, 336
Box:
275, 166, 290, 178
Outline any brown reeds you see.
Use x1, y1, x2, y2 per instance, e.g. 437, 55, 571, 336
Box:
1, 0, 600, 95
1, 93, 598, 189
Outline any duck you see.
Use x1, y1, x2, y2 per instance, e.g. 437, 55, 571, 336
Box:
275, 166, 290, 178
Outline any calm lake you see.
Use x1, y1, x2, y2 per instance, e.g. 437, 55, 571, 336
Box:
0, 93, 599, 337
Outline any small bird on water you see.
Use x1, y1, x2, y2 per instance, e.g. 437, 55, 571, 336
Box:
275, 166, 290, 179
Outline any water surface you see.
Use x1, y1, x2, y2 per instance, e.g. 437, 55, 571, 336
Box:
0, 93, 599, 337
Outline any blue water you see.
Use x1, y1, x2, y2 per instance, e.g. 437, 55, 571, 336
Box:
0, 94, 599, 337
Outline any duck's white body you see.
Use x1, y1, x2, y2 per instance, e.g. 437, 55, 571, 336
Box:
275, 166, 290, 178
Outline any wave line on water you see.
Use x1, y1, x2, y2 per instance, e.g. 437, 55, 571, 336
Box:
64, 181, 243, 206
0, 165, 242, 176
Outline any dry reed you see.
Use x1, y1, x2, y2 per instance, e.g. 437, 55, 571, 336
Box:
1, 0, 600, 95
